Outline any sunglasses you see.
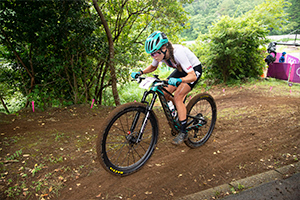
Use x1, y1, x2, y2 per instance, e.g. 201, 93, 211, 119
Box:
150, 51, 161, 57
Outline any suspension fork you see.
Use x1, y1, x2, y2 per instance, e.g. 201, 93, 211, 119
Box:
130, 91, 158, 143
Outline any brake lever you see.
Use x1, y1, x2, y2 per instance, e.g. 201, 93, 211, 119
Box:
135, 73, 141, 79
136, 77, 145, 83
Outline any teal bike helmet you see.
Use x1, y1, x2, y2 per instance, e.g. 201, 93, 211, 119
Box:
145, 31, 168, 54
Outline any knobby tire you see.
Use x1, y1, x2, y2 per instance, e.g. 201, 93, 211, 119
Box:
96, 102, 159, 176
185, 93, 217, 148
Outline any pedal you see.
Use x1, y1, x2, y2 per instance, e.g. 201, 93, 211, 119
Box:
171, 130, 178, 136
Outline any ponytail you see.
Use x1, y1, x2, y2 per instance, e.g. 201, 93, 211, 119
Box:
166, 42, 182, 72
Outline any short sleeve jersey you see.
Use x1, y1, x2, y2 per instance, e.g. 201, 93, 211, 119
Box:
151, 44, 201, 73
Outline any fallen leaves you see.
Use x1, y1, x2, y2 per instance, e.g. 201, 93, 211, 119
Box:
148, 162, 165, 168
40, 193, 49, 199
267, 165, 274, 169
213, 150, 221, 154
145, 191, 152, 195
96, 193, 101, 198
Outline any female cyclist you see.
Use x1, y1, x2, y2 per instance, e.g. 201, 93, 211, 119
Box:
131, 31, 202, 145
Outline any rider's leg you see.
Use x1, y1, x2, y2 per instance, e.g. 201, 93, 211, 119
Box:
164, 69, 180, 102
167, 65, 202, 145
173, 83, 191, 121
163, 85, 176, 102
172, 83, 192, 145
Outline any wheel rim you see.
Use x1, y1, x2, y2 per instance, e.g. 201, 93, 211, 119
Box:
103, 108, 156, 172
187, 97, 215, 144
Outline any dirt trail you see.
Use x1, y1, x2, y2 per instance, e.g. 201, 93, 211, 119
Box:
0, 85, 299, 200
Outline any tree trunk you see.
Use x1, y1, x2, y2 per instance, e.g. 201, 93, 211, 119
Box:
92, 0, 121, 106
0, 94, 10, 114
1, 30, 35, 108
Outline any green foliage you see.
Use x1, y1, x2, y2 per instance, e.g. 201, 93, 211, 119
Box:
118, 67, 171, 105
1, 0, 103, 108
245, 0, 290, 32
181, 0, 299, 40
285, 0, 300, 33
0, 58, 26, 113
191, 0, 289, 83
0, 0, 191, 111
4, 181, 26, 198
238, 183, 245, 190
6, 149, 22, 161
119, 83, 145, 104
1, 0, 295, 110
31, 164, 44, 177
181, 0, 265, 40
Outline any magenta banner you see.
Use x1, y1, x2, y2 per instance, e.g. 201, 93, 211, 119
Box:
267, 53, 300, 83
289, 63, 300, 83
286, 55, 300, 65
267, 63, 291, 80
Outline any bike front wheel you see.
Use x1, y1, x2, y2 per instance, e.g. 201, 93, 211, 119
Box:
185, 93, 217, 148
96, 102, 159, 176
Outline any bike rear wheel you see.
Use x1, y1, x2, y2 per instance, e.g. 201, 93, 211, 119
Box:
96, 102, 158, 176
185, 93, 217, 148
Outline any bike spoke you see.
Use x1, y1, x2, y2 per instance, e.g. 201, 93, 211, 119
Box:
188, 98, 214, 143
104, 108, 155, 168
107, 143, 127, 163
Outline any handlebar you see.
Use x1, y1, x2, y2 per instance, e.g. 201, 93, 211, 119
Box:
134, 73, 141, 79
134, 74, 181, 87
136, 76, 168, 87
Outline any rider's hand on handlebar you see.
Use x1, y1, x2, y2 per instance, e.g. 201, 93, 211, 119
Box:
168, 77, 182, 87
131, 71, 142, 79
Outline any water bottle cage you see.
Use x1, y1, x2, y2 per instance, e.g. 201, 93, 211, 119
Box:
171, 109, 177, 117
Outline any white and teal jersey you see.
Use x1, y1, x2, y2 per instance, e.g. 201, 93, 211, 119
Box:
151, 44, 201, 73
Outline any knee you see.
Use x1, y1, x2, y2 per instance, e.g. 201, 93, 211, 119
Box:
174, 94, 184, 104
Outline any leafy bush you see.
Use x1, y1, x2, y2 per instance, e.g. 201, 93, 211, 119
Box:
203, 15, 268, 83
191, 0, 289, 84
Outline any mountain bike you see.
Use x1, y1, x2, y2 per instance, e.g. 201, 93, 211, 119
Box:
96, 75, 217, 176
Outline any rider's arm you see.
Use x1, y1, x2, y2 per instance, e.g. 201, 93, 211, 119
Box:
141, 65, 158, 74
180, 71, 197, 83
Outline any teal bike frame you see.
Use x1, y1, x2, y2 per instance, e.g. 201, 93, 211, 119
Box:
131, 76, 206, 144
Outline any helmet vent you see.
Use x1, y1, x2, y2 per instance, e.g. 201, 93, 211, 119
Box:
144, 31, 168, 54
155, 38, 160, 47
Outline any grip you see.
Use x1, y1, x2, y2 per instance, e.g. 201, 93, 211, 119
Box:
135, 73, 140, 79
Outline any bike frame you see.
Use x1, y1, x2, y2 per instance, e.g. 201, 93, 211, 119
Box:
131, 77, 205, 144
131, 80, 180, 143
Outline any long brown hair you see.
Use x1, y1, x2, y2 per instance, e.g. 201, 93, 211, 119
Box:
165, 42, 183, 72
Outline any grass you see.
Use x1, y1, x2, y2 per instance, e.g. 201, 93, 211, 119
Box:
119, 69, 172, 104
5, 149, 22, 161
